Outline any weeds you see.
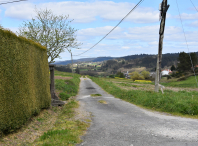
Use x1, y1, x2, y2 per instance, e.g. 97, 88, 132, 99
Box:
54, 71, 81, 101
91, 94, 102, 97
98, 100, 107, 104
33, 100, 90, 146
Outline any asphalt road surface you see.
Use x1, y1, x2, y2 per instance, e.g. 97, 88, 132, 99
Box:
76, 77, 198, 146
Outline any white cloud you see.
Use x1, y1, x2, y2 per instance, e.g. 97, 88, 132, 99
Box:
76, 25, 197, 44
182, 42, 198, 46
77, 26, 122, 38
0, 9, 1, 21
175, 12, 198, 20
2, 27, 19, 34
4, 3, 36, 20
122, 46, 130, 49
191, 21, 198, 27
4, 1, 161, 23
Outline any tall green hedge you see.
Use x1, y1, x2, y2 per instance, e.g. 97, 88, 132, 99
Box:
0, 28, 51, 136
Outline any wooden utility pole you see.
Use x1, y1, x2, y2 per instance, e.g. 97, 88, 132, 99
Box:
71, 52, 74, 77
155, 0, 170, 92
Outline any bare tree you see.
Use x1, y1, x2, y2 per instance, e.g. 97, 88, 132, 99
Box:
17, 7, 82, 64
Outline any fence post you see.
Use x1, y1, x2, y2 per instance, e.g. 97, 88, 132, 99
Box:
49, 64, 57, 99
49, 64, 65, 106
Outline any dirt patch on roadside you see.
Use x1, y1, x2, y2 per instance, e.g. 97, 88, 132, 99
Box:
73, 100, 92, 123
0, 107, 60, 146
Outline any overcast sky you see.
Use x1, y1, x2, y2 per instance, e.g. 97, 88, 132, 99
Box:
0, 0, 198, 63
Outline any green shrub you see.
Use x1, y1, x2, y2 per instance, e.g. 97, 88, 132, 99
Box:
129, 71, 144, 81
141, 70, 150, 79
167, 75, 171, 80
109, 75, 115, 78
116, 71, 125, 78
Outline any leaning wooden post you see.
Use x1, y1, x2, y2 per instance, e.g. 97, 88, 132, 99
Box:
49, 64, 56, 99
49, 64, 65, 106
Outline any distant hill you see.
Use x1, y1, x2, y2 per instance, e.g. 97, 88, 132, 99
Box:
51, 52, 198, 68
51, 57, 117, 65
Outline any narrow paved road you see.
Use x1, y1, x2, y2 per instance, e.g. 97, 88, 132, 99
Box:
76, 77, 198, 146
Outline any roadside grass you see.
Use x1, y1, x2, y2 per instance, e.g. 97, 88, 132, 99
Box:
53, 70, 81, 101
33, 100, 90, 146
161, 76, 198, 88
98, 100, 107, 104
89, 76, 198, 118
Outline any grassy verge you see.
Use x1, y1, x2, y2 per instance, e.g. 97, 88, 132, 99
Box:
161, 76, 198, 88
0, 71, 90, 145
54, 70, 81, 101
32, 100, 90, 146
89, 76, 198, 118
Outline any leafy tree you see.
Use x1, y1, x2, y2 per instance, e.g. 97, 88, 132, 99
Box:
17, 7, 82, 64
170, 65, 176, 71
141, 70, 150, 79
129, 71, 144, 81
54, 66, 72, 72
109, 75, 115, 78
116, 71, 125, 78
177, 52, 197, 72
75, 66, 80, 74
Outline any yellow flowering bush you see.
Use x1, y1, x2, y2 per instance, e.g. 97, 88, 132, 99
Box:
134, 80, 152, 83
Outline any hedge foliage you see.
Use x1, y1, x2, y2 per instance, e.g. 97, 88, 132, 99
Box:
0, 28, 51, 136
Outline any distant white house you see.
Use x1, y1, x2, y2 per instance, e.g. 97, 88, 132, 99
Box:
161, 69, 172, 76
124, 71, 130, 78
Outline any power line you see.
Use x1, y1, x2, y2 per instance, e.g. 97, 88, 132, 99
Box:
73, 0, 144, 56
176, 0, 198, 87
189, 0, 198, 12
0, 0, 27, 5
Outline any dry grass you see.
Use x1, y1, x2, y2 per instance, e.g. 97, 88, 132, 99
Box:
54, 76, 73, 80
0, 106, 61, 146
118, 67, 146, 73
113, 81, 198, 92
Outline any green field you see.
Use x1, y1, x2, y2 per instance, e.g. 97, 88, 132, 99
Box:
79, 69, 88, 71
161, 76, 198, 88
